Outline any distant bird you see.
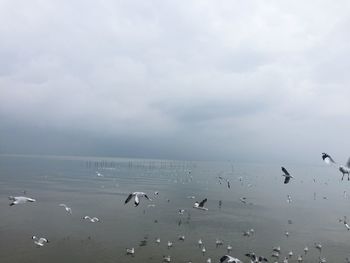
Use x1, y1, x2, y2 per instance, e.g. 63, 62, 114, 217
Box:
167, 241, 173, 249
287, 195, 292, 203
178, 209, 185, 215
304, 246, 308, 254
322, 153, 336, 164
288, 251, 293, 258
83, 216, 99, 222
202, 246, 206, 255
285, 231, 289, 237
163, 255, 171, 262
245, 252, 268, 262
178, 235, 185, 241
124, 192, 152, 207
198, 239, 203, 247
319, 257, 327, 263
59, 204, 72, 214
8, 196, 36, 206
297, 255, 303, 262
227, 245, 232, 253
155, 238, 160, 244
220, 255, 243, 263
272, 246, 281, 252
193, 198, 208, 211
239, 197, 247, 204
126, 247, 134, 256
281, 167, 293, 184
216, 239, 223, 248
96, 171, 103, 177
32, 236, 49, 247
207, 258, 212, 263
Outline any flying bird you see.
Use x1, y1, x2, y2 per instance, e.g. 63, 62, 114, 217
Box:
193, 198, 208, 211
321, 153, 350, 180
32, 236, 49, 247
219, 255, 243, 263
59, 204, 72, 214
281, 167, 293, 184
8, 196, 36, 206
124, 192, 152, 207
322, 153, 336, 164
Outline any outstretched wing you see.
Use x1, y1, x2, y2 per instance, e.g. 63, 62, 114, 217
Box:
281, 167, 290, 176
124, 194, 133, 204
227, 181, 230, 189
322, 152, 336, 164
284, 176, 291, 184
199, 198, 207, 207
220, 255, 229, 263
259, 256, 268, 262
144, 194, 151, 201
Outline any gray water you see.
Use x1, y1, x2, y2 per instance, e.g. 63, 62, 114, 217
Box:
0, 154, 349, 262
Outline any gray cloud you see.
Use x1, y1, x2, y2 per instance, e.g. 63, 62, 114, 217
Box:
1, 1, 350, 162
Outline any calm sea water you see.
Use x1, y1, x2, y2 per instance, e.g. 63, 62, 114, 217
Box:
0, 155, 349, 262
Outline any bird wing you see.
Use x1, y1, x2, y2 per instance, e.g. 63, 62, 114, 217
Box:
220, 255, 229, 263
322, 153, 336, 164
284, 176, 291, 184
281, 167, 290, 176
199, 198, 207, 207
227, 181, 230, 189
144, 194, 151, 201
124, 194, 133, 204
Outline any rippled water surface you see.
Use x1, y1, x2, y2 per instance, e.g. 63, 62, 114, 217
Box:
1, 155, 349, 262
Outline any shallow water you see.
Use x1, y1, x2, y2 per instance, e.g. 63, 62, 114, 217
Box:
0, 155, 349, 262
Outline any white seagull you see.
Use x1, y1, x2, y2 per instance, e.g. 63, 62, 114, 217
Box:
281, 167, 293, 184
59, 204, 72, 214
219, 255, 243, 263
32, 236, 49, 247
126, 247, 135, 255
124, 192, 152, 207
9, 196, 36, 206
193, 198, 208, 211
83, 216, 99, 222
322, 153, 350, 180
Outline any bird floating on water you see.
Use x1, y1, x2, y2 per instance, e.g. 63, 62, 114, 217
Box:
83, 216, 99, 222
32, 236, 49, 247
9, 196, 36, 206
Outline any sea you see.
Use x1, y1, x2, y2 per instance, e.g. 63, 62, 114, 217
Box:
0, 154, 349, 262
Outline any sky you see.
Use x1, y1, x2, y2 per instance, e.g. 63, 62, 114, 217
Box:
1, 0, 350, 163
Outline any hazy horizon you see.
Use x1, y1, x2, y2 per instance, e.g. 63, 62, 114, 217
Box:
1, 1, 350, 163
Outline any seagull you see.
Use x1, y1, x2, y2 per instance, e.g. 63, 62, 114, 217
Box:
202, 246, 206, 255
8, 196, 36, 206
167, 241, 173, 249
322, 153, 336, 165
219, 255, 243, 263
83, 216, 99, 222
96, 171, 103, 177
321, 153, 350, 180
124, 192, 152, 207
227, 245, 232, 253
193, 198, 208, 211
297, 255, 303, 262
288, 251, 293, 258
178, 209, 185, 215
207, 258, 212, 263
126, 247, 134, 256
59, 204, 72, 214
163, 255, 171, 262
287, 195, 292, 203
198, 239, 203, 247
239, 197, 247, 204
272, 246, 281, 253
245, 252, 268, 262
32, 236, 49, 247
178, 235, 185, 241
155, 238, 160, 244
314, 242, 322, 252
304, 246, 308, 254
216, 239, 224, 248
281, 167, 293, 184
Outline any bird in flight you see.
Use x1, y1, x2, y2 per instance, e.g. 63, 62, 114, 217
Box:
124, 192, 152, 207
193, 198, 208, 211
281, 167, 293, 184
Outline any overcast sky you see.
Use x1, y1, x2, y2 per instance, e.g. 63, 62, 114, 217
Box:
1, 1, 350, 163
